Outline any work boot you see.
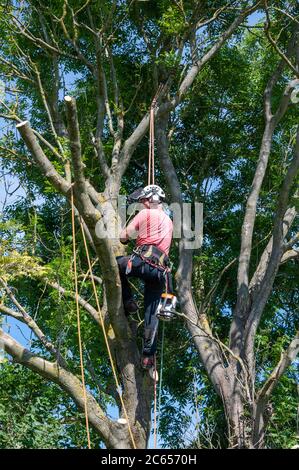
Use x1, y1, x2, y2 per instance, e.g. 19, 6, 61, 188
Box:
141, 355, 155, 369
124, 299, 138, 316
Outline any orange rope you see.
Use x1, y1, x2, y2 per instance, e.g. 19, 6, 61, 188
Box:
148, 106, 152, 186
71, 188, 91, 449
78, 218, 137, 449
148, 84, 165, 186
151, 106, 155, 185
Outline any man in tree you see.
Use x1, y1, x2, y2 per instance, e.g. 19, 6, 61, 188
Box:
118, 184, 173, 369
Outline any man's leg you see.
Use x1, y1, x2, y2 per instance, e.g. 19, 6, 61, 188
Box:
166, 271, 174, 294
142, 267, 165, 362
116, 256, 138, 314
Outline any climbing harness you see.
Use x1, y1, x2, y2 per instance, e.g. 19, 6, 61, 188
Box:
130, 246, 177, 322
125, 244, 176, 323
125, 244, 172, 286
129, 244, 171, 272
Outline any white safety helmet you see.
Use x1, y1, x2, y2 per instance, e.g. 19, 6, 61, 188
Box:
137, 184, 165, 203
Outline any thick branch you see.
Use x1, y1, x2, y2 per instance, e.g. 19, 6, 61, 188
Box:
92, 135, 110, 178
0, 278, 66, 366
236, 80, 298, 307
156, 111, 231, 400
258, 330, 299, 401
64, 96, 85, 189
251, 127, 299, 304
0, 328, 117, 447
249, 207, 297, 292
231, 73, 299, 356
16, 121, 70, 196
280, 248, 299, 263
64, 96, 95, 217
244, 126, 299, 371
253, 330, 299, 447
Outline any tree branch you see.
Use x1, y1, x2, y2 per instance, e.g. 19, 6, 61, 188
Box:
91, 134, 110, 179
16, 120, 70, 196
117, 2, 261, 180
156, 110, 231, 400
64, 96, 85, 186
0, 328, 116, 446
244, 126, 299, 371
0, 278, 67, 365
249, 207, 297, 292
264, 4, 299, 78
280, 248, 299, 263
49, 280, 102, 328
231, 57, 299, 356
253, 330, 299, 447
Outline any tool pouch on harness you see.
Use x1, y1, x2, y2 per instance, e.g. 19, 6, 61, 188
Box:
133, 245, 171, 271
126, 244, 173, 293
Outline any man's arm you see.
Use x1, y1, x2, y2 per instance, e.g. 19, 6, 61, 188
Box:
120, 212, 141, 244
120, 228, 129, 244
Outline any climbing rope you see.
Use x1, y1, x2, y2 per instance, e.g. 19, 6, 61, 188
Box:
153, 321, 166, 449
157, 322, 165, 431
148, 84, 165, 186
71, 188, 91, 449
78, 216, 137, 450
70, 188, 137, 449
148, 83, 168, 449
148, 100, 155, 186
67, 84, 168, 450
153, 354, 158, 448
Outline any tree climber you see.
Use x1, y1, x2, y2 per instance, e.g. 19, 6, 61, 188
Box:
117, 184, 173, 369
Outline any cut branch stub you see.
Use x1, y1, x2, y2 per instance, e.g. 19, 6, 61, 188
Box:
64, 95, 86, 188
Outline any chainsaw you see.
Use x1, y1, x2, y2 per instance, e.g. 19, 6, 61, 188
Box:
156, 293, 177, 321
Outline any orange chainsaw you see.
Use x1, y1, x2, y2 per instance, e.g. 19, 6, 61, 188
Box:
156, 293, 177, 321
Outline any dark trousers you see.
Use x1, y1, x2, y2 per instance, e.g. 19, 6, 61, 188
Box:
117, 255, 167, 356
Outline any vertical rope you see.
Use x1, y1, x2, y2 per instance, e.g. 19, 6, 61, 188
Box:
148, 84, 165, 186
157, 322, 165, 437
71, 188, 91, 449
148, 83, 169, 449
148, 106, 152, 186
153, 353, 157, 448
151, 105, 155, 185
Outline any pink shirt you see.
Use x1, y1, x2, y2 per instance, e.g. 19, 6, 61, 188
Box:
123, 206, 173, 255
